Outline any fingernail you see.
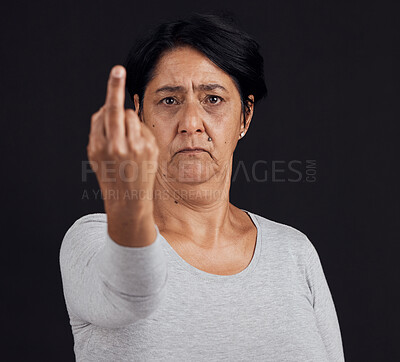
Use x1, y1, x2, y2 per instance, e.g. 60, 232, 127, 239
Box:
112, 67, 124, 78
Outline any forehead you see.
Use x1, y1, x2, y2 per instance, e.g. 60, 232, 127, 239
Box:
147, 46, 238, 92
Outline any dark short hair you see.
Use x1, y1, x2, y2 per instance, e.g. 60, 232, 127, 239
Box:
124, 13, 267, 127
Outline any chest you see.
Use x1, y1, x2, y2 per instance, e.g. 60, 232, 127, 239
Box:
164, 228, 258, 275
83, 277, 326, 361
173, 243, 256, 275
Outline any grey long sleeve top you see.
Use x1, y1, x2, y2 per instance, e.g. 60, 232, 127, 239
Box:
59, 210, 345, 361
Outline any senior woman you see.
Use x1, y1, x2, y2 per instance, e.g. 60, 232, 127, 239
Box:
60, 13, 344, 361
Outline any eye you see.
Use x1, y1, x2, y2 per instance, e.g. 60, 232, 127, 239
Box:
161, 97, 177, 105
206, 95, 223, 105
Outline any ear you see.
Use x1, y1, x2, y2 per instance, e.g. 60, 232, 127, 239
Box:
133, 94, 140, 116
239, 95, 255, 139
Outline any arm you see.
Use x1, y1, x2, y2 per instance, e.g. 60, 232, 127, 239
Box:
59, 65, 166, 329
59, 214, 168, 329
306, 242, 345, 361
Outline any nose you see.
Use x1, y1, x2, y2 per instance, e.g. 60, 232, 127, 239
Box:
177, 100, 205, 136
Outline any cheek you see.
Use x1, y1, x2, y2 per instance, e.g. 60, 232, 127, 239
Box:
208, 110, 241, 138
142, 108, 175, 147
148, 123, 177, 158
152, 127, 173, 150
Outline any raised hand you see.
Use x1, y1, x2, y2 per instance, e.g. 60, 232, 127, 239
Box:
87, 65, 159, 247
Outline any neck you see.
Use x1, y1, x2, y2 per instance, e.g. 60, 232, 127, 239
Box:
152, 163, 237, 248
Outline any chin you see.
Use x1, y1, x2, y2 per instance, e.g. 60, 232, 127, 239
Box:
169, 163, 215, 184
177, 176, 209, 184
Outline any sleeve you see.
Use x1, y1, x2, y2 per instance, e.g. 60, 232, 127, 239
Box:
305, 242, 345, 362
59, 214, 168, 329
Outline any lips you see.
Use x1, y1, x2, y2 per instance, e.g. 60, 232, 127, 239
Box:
174, 147, 213, 160
178, 148, 207, 153
176, 147, 209, 154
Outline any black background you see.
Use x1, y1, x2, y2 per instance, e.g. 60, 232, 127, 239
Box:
2, 0, 398, 361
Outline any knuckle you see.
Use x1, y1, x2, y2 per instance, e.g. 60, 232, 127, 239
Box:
87, 145, 96, 160
106, 104, 120, 113
143, 141, 153, 152
87, 141, 102, 156
148, 135, 157, 146
127, 139, 136, 151
91, 107, 104, 120
90, 113, 98, 125
108, 142, 126, 157
90, 117, 103, 131
87, 137, 94, 150
144, 141, 158, 157
132, 140, 145, 154
126, 110, 139, 127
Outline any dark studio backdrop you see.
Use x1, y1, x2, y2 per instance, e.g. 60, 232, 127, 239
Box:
2, 0, 398, 361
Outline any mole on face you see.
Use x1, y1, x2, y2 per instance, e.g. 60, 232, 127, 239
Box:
174, 200, 178, 204
152, 124, 155, 127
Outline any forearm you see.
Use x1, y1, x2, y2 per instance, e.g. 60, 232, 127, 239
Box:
106, 201, 157, 247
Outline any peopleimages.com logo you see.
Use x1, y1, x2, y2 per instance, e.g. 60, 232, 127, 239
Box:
81, 159, 317, 183
81, 159, 317, 200
81, 159, 317, 201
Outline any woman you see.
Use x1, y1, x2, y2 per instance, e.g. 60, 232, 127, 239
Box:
60, 13, 345, 361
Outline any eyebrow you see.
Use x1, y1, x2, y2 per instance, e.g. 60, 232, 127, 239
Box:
155, 83, 228, 94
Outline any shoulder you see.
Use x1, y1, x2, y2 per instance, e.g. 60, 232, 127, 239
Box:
62, 213, 108, 244
66, 212, 107, 229
59, 213, 108, 266
246, 210, 317, 262
63, 213, 107, 236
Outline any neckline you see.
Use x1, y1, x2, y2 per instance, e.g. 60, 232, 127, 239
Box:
158, 209, 262, 282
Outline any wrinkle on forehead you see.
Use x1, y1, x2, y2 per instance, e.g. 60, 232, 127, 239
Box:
150, 47, 234, 89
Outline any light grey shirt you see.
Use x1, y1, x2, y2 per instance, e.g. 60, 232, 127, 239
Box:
59, 210, 345, 361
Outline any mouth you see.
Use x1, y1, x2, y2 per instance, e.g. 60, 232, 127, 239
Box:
176, 148, 208, 155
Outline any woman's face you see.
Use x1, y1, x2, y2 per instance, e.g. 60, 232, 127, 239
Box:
135, 46, 253, 185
